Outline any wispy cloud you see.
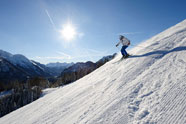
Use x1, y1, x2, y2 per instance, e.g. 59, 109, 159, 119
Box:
117, 32, 143, 35
85, 48, 107, 54
33, 48, 111, 63
56, 51, 72, 59
71, 48, 110, 61
45, 9, 56, 30
35, 56, 70, 60
33, 51, 72, 61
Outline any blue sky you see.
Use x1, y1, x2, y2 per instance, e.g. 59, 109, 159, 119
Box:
0, 0, 186, 64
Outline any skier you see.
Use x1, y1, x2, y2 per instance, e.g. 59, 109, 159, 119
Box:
116, 35, 131, 58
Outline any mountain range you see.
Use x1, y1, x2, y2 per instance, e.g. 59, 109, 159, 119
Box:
0, 50, 49, 82
0, 49, 116, 84
0, 50, 75, 83
46, 62, 74, 77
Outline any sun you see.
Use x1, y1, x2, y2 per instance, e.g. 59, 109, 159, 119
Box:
60, 23, 77, 41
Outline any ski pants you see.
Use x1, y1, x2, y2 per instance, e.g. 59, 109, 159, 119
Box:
121, 45, 128, 56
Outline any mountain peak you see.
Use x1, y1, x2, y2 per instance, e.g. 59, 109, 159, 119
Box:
0, 50, 31, 67
0, 49, 13, 59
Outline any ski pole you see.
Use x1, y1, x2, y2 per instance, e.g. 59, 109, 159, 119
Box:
116, 46, 120, 50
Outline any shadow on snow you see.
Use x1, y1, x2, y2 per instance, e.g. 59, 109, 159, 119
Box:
130, 46, 186, 59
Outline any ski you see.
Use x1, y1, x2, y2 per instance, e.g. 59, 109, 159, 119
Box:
112, 54, 132, 64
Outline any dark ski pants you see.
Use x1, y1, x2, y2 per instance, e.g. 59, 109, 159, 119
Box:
121, 45, 128, 56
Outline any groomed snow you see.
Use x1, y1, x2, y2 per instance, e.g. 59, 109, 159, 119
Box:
0, 20, 186, 124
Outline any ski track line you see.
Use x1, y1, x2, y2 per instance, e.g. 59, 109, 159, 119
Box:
163, 88, 184, 123
85, 97, 123, 124
161, 89, 186, 124
170, 84, 186, 123
170, 83, 185, 124
154, 82, 186, 124
72, 80, 120, 123
154, 84, 177, 121
172, 97, 186, 124
131, 56, 185, 123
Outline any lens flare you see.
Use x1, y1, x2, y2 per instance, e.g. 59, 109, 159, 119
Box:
60, 23, 76, 41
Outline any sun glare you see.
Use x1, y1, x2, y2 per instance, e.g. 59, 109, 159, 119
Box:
60, 23, 76, 41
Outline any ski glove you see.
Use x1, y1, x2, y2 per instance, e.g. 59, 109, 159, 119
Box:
128, 41, 130, 46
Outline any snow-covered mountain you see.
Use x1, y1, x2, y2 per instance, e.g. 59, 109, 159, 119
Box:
0, 50, 33, 68
57, 54, 116, 85
46, 62, 74, 76
0, 57, 28, 82
0, 50, 52, 82
96, 53, 117, 68
1, 20, 186, 124
46, 62, 74, 68
46, 53, 116, 77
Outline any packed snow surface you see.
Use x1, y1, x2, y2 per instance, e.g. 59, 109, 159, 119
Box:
1, 20, 186, 124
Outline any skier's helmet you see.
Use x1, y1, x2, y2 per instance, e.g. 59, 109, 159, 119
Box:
119, 35, 124, 40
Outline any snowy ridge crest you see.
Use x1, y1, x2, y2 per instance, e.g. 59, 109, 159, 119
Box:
0, 50, 32, 67
0, 50, 51, 78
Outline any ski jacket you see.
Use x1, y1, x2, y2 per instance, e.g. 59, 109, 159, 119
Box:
116, 37, 130, 46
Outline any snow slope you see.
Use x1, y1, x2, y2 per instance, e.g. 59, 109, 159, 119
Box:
1, 20, 186, 124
